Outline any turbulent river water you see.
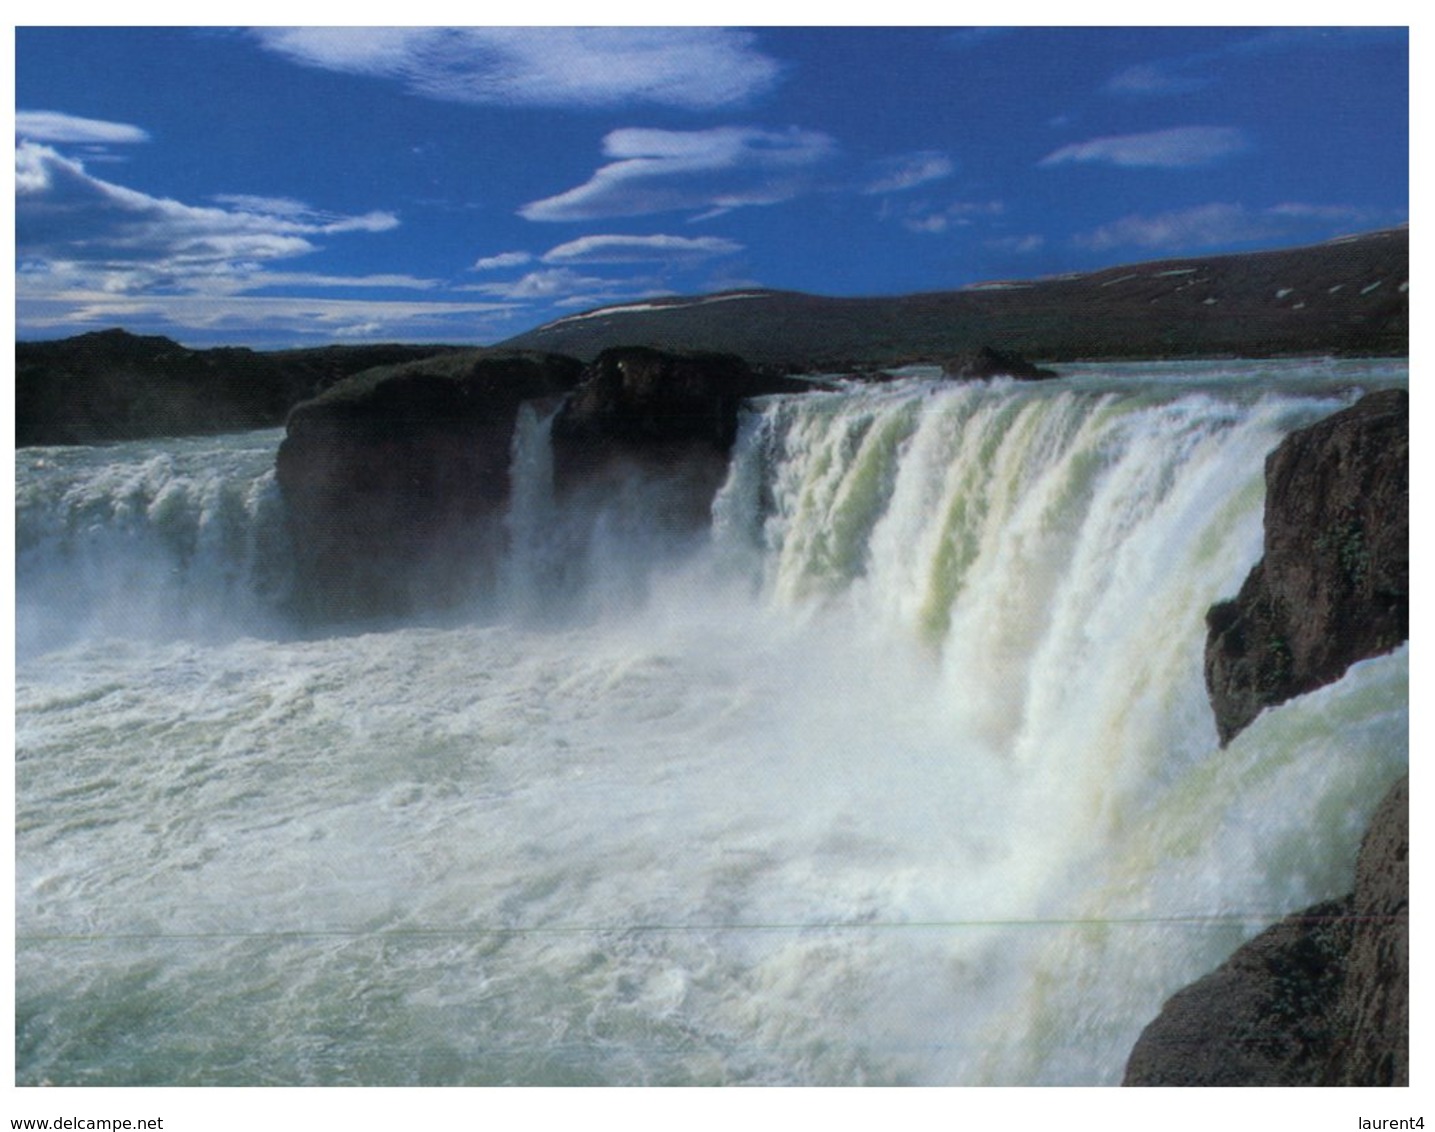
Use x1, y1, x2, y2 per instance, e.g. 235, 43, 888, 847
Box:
13, 359, 1408, 1086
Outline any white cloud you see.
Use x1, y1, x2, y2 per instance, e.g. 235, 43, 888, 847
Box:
1039, 126, 1248, 169
987, 234, 1046, 254
213, 193, 399, 234
16, 109, 150, 145
862, 151, 955, 195
461, 236, 747, 319
221, 271, 439, 292
458, 267, 676, 316
1265, 202, 1390, 227
211, 193, 317, 217
1107, 28, 1405, 98
16, 142, 402, 298
463, 268, 614, 301
520, 126, 837, 222
1073, 200, 1406, 254
316, 212, 398, 235
249, 27, 427, 74
1073, 203, 1275, 251
1106, 64, 1208, 96
541, 234, 743, 265
251, 27, 782, 110
885, 198, 1004, 234
473, 251, 534, 271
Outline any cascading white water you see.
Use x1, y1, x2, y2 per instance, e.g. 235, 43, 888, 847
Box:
13, 360, 1408, 1086
15, 429, 294, 659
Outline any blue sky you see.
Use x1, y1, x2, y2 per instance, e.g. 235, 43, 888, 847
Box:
14, 26, 1409, 347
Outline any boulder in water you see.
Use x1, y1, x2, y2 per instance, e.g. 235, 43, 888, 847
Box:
939, 346, 1057, 380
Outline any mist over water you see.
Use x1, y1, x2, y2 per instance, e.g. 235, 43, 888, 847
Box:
14, 360, 1408, 1085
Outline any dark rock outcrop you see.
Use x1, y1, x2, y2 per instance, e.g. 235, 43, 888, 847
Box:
274, 345, 810, 620
1123, 898, 1355, 1085
1123, 775, 1408, 1086
1327, 776, 1409, 1086
275, 350, 584, 620
1205, 389, 1408, 745
550, 346, 811, 526
939, 346, 1057, 381
16, 328, 459, 446
553, 346, 810, 461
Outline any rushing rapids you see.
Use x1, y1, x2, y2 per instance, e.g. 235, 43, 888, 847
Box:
13, 359, 1408, 1085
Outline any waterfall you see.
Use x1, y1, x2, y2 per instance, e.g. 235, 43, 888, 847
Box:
13, 361, 1408, 1085
14, 429, 294, 657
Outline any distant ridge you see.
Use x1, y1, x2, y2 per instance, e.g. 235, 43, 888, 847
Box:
15, 332, 461, 446
500, 228, 1408, 368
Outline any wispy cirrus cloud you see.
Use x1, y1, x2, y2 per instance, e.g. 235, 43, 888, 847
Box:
1073, 203, 1271, 251
1039, 126, 1248, 169
519, 126, 837, 222
987, 233, 1046, 255
473, 251, 534, 272
209, 193, 398, 235
16, 109, 151, 145
1108, 27, 1406, 97
861, 151, 955, 195
463, 235, 746, 316
1071, 200, 1404, 253
1265, 201, 1396, 227
215, 270, 439, 293
1106, 64, 1210, 96
881, 198, 1004, 234
459, 266, 672, 311
250, 27, 783, 110
541, 234, 743, 265
462, 267, 613, 301
16, 141, 400, 298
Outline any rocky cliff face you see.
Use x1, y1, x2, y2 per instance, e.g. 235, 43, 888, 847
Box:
549, 347, 811, 528
1327, 776, 1409, 1086
275, 346, 809, 620
275, 350, 584, 620
1205, 389, 1408, 745
1124, 776, 1407, 1086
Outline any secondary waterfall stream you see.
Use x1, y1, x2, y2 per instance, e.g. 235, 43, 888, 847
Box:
14, 359, 1408, 1085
